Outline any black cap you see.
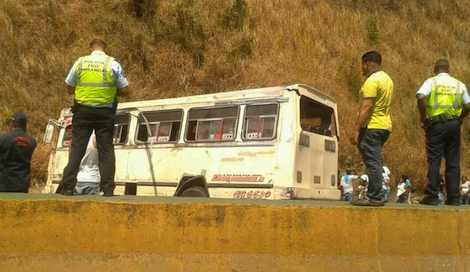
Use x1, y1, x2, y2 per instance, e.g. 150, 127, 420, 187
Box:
11, 112, 27, 126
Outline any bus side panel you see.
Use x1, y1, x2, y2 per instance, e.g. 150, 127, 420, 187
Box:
124, 96, 295, 200
125, 147, 183, 196
125, 144, 287, 199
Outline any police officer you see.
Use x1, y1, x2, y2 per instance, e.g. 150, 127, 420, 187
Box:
62, 39, 130, 196
0, 112, 37, 193
417, 59, 470, 206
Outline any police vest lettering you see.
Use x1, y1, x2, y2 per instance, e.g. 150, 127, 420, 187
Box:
426, 76, 463, 118
82, 60, 106, 72
74, 55, 117, 106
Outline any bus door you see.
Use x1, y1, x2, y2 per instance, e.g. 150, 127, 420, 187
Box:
297, 96, 338, 190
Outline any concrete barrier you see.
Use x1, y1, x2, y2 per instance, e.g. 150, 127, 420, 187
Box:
0, 194, 469, 272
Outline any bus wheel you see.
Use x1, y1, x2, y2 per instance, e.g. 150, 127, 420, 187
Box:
180, 186, 207, 197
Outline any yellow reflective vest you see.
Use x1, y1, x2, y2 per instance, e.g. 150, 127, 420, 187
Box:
426, 76, 463, 118
75, 54, 117, 106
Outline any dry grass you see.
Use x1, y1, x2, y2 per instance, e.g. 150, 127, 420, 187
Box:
1, 0, 470, 193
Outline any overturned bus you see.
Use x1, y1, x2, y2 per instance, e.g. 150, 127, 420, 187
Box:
43, 84, 340, 200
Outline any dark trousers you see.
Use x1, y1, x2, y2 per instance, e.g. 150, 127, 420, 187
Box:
397, 193, 406, 203
63, 106, 116, 194
425, 120, 460, 201
358, 129, 390, 202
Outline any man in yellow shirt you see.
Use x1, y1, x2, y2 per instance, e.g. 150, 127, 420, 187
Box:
350, 51, 393, 206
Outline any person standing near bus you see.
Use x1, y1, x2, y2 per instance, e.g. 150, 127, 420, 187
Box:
395, 176, 407, 203
350, 51, 393, 207
417, 59, 470, 206
75, 133, 101, 195
460, 176, 470, 205
338, 170, 357, 201
381, 166, 391, 203
0, 113, 37, 193
404, 176, 412, 204
62, 39, 130, 196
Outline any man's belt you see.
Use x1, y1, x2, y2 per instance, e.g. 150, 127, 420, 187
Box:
428, 115, 460, 125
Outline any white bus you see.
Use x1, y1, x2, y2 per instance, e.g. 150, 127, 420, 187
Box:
43, 84, 340, 200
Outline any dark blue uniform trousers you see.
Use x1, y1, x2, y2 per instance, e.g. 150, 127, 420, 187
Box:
63, 106, 116, 194
425, 120, 461, 201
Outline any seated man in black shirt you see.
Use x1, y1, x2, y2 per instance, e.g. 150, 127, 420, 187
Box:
0, 112, 37, 193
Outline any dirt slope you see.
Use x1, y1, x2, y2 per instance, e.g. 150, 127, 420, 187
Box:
1, 0, 470, 191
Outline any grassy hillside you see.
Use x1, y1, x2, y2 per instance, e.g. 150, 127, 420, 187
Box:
2, 0, 470, 192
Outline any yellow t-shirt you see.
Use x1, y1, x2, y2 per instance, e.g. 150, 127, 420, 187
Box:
358, 71, 393, 131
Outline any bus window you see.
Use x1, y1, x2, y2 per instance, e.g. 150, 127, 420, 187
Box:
186, 107, 238, 142
113, 114, 130, 145
244, 104, 278, 140
300, 97, 335, 137
136, 110, 182, 143
222, 118, 236, 140
62, 125, 73, 147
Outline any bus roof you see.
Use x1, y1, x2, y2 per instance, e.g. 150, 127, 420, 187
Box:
295, 84, 337, 103
118, 84, 336, 110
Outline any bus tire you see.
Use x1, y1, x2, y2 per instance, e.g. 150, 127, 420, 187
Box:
180, 186, 207, 197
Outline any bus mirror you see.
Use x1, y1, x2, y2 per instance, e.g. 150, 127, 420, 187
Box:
44, 123, 54, 144
43, 119, 58, 145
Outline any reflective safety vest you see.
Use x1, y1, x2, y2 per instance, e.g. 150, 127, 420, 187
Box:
75, 54, 117, 106
426, 76, 463, 118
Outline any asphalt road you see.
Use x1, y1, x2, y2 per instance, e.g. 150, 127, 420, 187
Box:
0, 193, 467, 210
